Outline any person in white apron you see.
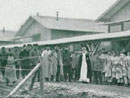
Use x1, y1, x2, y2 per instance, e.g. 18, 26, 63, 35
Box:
79, 47, 92, 83
5, 53, 17, 86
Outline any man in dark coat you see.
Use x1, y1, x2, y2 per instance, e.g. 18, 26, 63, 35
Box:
19, 45, 30, 78
62, 46, 72, 82
29, 44, 41, 90
0, 47, 7, 77
78, 47, 92, 82
92, 52, 103, 84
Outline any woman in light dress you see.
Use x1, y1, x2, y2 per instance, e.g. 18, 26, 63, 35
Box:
4, 52, 17, 86
41, 46, 51, 81
49, 50, 57, 81
125, 52, 130, 85
115, 51, 123, 85
79, 47, 92, 83
105, 51, 112, 84
111, 51, 120, 85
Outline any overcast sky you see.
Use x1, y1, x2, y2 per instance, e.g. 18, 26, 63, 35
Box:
0, 0, 117, 31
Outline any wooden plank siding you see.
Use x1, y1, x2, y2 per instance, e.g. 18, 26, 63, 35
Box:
51, 29, 100, 40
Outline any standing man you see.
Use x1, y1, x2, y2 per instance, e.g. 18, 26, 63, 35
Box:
71, 51, 79, 81
62, 46, 72, 82
0, 47, 7, 77
55, 46, 63, 82
92, 51, 103, 84
14, 47, 20, 79
29, 44, 41, 90
19, 45, 30, 78
99, 48, 107, 84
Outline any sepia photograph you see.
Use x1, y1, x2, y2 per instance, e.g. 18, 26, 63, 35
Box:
0, 0, 130, 98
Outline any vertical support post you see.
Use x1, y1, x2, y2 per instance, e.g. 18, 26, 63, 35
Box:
121, 22, 124, 31
40, 57, 44, 98
84, 43, 91, 51
108, 25, 111, 33
92, 42, 101, 56
91, 43, 94, 51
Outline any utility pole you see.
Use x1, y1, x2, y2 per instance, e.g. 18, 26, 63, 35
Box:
40, 57, 44, 98
56, 11, 59, 21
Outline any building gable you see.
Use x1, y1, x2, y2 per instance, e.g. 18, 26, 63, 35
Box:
110, 1, 130, 22
15, 17, 34, 37
96, 0, 130, 22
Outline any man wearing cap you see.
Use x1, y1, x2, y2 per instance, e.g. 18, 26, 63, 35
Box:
19, 45, 30, 78
62, 46, 72, 82
29, 44, 41, 90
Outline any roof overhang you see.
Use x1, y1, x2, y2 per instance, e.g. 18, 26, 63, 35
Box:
1, 30, 130, 48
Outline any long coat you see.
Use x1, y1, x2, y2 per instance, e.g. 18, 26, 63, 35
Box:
49, 51, 57, 77
41, 50, 51, 79
5, 56, 17, 83
78, 53, 92, 81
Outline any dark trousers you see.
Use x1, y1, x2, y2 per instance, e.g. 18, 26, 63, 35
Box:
21, 60, 30, 78
56, 65, 60, 82
93, 71, 102, 84
63, 66, 72, 81
75, 69, 79, 80
1, 61, 6, 77
15, 63, 20, 79
29, 68, 40, 90
72, 68, 78, 80
21, 67, 30, 78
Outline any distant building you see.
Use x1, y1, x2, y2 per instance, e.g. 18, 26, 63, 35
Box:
97, 0, 130, 50
15, 16, 107, 43
0, 29, 16, 46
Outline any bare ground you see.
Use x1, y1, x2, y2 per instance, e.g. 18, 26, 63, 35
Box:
1, 82, 130, 98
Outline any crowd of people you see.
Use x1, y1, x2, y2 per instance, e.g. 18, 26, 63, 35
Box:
0, 44, 130, 89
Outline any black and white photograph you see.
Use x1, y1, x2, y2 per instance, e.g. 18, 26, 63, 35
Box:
0, 0, 130, 98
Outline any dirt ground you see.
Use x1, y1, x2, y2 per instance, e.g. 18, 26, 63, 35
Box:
1, 82, 130, 98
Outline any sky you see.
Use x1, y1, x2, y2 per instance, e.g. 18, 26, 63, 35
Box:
0, 0, 117, 31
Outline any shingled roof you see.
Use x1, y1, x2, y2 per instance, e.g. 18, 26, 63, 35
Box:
32, 16, 107, 32
16, 16, 107, 36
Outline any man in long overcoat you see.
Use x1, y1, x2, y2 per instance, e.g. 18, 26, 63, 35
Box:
41, 46, 51, 81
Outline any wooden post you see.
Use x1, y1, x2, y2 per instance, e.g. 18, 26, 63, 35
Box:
92, 42, 101, 56
84, 43, 91, 51
40, 57, 44, 98
108, 25, 111, 33
6, 63, 41, 98
121, 22, 124, 31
